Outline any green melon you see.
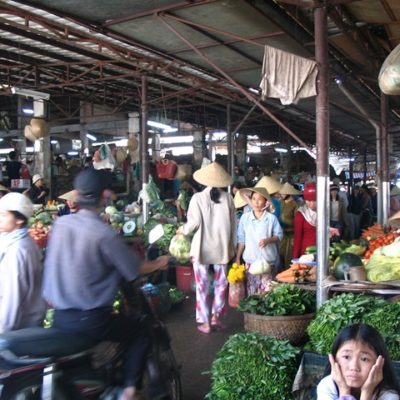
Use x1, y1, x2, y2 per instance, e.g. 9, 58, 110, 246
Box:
333, 253, 363, 280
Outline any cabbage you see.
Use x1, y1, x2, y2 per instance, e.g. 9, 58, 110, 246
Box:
169, 234, 191, 264
105, 206, 118, 215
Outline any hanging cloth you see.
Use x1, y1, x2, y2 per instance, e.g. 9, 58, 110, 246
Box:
259, 45, 318, 105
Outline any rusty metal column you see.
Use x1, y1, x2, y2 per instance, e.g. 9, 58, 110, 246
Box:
315, 4, 330, 307
141, 75, 149, 223
381, 93, 389, 224
227, 104, 234, 185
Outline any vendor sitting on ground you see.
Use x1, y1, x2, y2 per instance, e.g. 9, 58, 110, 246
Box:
24, 174, 48, 205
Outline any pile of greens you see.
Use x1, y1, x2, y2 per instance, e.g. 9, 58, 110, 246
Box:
206, 333, 300, 400
141, 218, 176, 253
238, 284, 316, 316
307, 293, 400, 360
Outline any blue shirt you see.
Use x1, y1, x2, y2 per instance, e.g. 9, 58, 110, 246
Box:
237, 211, 283, 265
43, 209, 141, 310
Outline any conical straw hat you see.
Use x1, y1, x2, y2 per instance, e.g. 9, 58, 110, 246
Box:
0, 184, 9, 193
193, 162, 232, 188
30, 118, 49, 138
255, 176, 282, 194
279, 182, 301, 196
239, 186, 271, 204
233, 190, 247, 209
58, 189, 78, 202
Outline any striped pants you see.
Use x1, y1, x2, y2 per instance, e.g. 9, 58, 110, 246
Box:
192, 261, 228, 324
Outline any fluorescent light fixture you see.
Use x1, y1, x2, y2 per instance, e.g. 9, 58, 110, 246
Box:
247, 145, 261, 154
67, 151, 79, 156
51, 140, 58, 144
11, 87, 50, 101
147, 120, 178, 133
22, 99, 34, 115
248, 87, 260, 95
86, 133, 97, 141
0, 147, 34, 154
0, 138, 3, 142
163, 146, 193, 156
275, 146, 288, 153
160, 136, 193, 144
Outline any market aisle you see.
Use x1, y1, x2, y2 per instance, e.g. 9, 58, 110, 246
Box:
165, 294, 244, 400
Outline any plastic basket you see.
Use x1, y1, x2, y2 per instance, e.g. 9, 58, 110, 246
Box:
243, 312, 314, 345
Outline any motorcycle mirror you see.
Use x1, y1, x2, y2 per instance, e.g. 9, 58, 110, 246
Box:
148, 224, 164, 244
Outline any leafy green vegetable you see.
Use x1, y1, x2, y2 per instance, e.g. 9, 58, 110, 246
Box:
307, 293, 400, 360
169, 234, 191, 264
206, 333, 300, 400
169, 287, 186, 304
238, 284, 315, 316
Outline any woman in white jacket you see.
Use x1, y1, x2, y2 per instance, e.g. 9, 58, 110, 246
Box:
178, 162, 236, 334
0, 192, 46, 332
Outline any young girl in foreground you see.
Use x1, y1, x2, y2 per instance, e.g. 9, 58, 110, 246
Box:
317, 323, 400, 400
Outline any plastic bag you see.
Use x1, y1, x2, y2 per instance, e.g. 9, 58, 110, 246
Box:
155, 159, 177, 179
93, 144, 116, 171
228, 282, 245, 308
138, 176, 160, 204
249, 257, 271, 275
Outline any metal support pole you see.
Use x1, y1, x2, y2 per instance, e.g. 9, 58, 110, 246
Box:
140, 75, 149, 223
227, 104, 234, 181
315, 5, 330, 308
381, 93, 390, 225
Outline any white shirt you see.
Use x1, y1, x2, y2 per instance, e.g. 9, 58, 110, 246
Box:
0, 236, 47, 332
317, 375, 399, 400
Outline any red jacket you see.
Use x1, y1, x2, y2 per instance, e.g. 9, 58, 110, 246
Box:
293, 210, 316, 259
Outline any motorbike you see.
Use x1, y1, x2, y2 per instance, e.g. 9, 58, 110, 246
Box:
0, 225, 182, 400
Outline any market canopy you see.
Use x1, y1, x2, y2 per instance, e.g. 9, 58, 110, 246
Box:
0, 0, 400, 162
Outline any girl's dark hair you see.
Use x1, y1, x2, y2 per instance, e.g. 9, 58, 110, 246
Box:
210, 187, 221, 203
9, 210, 28, 227
324, 323, 400, 394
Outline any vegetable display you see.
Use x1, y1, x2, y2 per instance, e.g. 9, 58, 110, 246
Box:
238, 284, 315, 316
206, 333, 300, 400
307, 293, 400, 360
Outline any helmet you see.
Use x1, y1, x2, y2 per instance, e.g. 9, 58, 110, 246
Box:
303, 182, 316, 201
0, 192, 34, 219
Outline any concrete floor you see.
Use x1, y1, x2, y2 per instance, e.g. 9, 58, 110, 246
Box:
165, 294, 244, 400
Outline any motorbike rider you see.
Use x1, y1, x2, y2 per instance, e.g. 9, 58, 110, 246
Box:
43, 168, 170, 400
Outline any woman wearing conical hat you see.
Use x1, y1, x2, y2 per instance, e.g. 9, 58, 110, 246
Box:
254, 175, 283, 221
177, 162, 236, 334
278, 183, 301, 268
235, 186, 283, 295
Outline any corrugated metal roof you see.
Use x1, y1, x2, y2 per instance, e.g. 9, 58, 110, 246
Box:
0, 0, 399, 162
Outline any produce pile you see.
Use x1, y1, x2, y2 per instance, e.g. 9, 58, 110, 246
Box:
206, 332, 300, 400
28, 211, 52, 247
307, 292, 400, 360
238, 283, 316, 316
276, 261, 316, 283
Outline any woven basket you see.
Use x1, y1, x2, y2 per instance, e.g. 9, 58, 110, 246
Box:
243, 312, 314, 345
